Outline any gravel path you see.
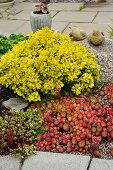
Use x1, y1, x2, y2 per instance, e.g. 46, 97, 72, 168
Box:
82, 38, 113, 83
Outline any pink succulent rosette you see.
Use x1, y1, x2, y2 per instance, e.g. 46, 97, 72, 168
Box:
91, 136, 100, 150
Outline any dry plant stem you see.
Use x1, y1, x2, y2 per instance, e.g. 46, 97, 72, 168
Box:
35, 3, 49, 14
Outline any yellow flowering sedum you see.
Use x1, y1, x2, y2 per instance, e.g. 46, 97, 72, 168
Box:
0, 27, 100, 101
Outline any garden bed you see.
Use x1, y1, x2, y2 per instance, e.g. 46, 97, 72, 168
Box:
0, 28, 113, 164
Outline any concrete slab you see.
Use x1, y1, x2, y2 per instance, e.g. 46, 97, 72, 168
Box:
52, 21, 68, 32
8, 10, 31, 20
16, 21, 68, 34
48, 3, 84, 11
13, 2, 36, 11
7, 7, 23, 16
93, 12, 113, 24
0, 8, 8, 13
63, 23, 113, 37
84, 3, 113, 12
0, 13, 2, 19
0, 20, 26, 33
15, 21, 32, 34
53, 11, 97, 22
0, 155, 20, 170
8, 10, 58, 20
2, 97, 29, 112
50, 10, 58, 17
89, 158, 113, 170
22, 152, 90, 170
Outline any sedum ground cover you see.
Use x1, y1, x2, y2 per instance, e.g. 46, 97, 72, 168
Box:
0, 28, 113, 163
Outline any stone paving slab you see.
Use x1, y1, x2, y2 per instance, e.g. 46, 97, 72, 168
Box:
1, 154, 113, 170
8, 10, 31, 20
22, 152, 90, 170
0, 7, 9, 13
89, 158, 113, 170
0, 155, 20, 170
0, 20, 26, 33
63, 23, 113, 37
48, 2, 84, 11
52, 21, 68, 32
93, 12, 113, 23
53, 11, 97, 22
12, 2, 36, 11
50, 10, 58, 17
14, 15, 67, 34
2, 97, 29, 111
84, 3, 113, 12
15, 21, 32, 34
7, 7, 23, 16
15, 21, 68, 34
8, 10, 58, 20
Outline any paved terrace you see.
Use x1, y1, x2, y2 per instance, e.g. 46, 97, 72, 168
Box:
0, 151, 113, 170
0, 1, 113, 35
0, 1, 113, 170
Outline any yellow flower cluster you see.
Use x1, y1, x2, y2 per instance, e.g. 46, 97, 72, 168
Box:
0, 27, 100, 101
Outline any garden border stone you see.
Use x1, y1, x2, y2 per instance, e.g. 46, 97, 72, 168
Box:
89, 158, 113, 170
2, 97, 29, 112
22, 151, 90, 170
0, 155, 20, 170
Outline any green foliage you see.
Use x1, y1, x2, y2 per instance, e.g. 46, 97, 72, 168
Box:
79, 4, 85, 11
94, 81, 109, 90
0, 33, 27, 56
0, 27, 100, 101
0, 108, 44, 149
108, 26, 113, 39
18, 144, 36, 165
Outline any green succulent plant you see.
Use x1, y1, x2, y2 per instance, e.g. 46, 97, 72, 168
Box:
108, 25, 113, 39
79, 4, 85, 11
18, 144, 36, 165
0, 108, 45, 152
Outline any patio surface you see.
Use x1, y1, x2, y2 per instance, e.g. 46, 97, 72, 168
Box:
0, 1, 113, 170
0, 151, 113, 170
0, 1, 113, 36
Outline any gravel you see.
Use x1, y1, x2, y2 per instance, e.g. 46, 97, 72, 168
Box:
99, 141, 113, 160
81, 38, 113, 83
